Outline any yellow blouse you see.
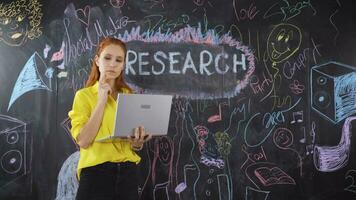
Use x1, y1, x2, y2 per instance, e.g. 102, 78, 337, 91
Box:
68, 81, 140, 177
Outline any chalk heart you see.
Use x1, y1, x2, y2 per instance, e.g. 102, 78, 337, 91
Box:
76, 6, 90, 26
110, 0, 126, 8
193, 0, 206, 6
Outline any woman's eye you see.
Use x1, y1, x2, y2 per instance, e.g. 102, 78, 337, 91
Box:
104, 57, 111, 60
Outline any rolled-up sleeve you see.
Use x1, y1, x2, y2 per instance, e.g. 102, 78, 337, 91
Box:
68, 91, 91, 142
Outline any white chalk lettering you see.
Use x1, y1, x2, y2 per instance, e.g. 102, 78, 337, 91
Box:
233, 54, 246, 72
215, 53, 229, 74
125, 50, 247, 76
182, 51, 198, 74
152, 51, 166, 75
200, 50, 213, 75
125, 50, 137, 75
169, 52, 181, 74
139, 52, 150, 75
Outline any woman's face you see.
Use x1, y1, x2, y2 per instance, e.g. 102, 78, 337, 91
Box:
95, 44, 125, 80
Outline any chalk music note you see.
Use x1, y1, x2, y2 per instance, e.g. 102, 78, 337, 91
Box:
299, 126, 306, 143
310, 121, 316, 143
290, 111, 303, 124
208, 103, 223, 123
306, 145, 314, 155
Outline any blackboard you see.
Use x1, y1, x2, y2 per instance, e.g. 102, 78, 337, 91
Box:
1, 0, 356, 199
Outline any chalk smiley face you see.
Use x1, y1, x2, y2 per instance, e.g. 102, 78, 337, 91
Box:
267, 23, 302, 63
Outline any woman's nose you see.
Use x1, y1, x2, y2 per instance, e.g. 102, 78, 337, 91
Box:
108, 63, 116, 68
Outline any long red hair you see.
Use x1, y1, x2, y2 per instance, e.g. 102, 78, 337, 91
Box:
85, 37, 132, 93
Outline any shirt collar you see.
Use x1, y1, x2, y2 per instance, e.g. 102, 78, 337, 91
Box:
90, 81, 99, 94
89, 81, 131, 94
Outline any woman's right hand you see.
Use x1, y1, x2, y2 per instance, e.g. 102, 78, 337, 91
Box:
98, 73, 112, 103
76, 73, 111, 149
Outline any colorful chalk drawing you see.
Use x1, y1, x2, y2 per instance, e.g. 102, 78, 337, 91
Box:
267, 23, 302, 64
0, 114, 29, 189
246, 162, 296, 189
0, 0, 43, 46
311, 62, 356, 124
8, 52, 53, 111
55, 151, 79, 200
313, 116, 356, 172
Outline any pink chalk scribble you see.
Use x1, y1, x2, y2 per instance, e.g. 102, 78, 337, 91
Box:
208, 114, 221, 123
289, 79, 305, 95
51, 42, 65, 62
208, 103, 227, 123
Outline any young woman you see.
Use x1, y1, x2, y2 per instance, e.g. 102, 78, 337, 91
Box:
68, 37, 151, 200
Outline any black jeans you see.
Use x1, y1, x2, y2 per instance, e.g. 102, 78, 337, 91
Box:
76, 162, 139, 200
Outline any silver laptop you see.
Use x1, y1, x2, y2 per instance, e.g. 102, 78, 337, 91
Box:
96, 93, 173, 142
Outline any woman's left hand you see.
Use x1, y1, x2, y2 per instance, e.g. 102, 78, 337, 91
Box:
127, 126, 152, 151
